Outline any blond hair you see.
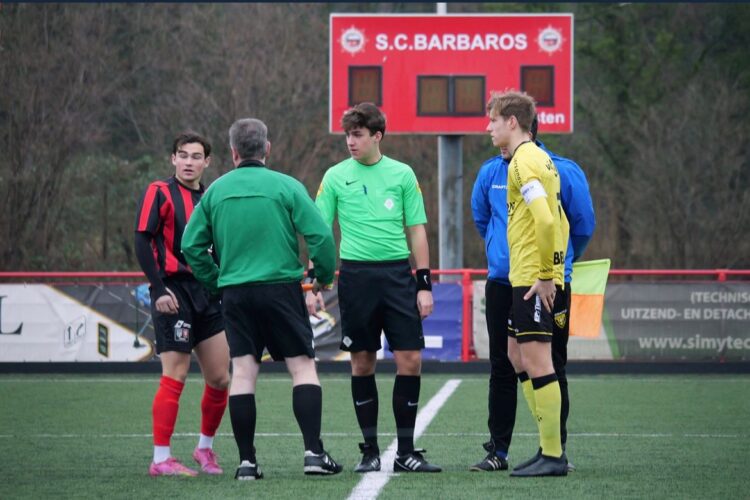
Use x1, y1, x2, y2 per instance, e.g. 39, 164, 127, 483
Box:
486, 90, 536, 132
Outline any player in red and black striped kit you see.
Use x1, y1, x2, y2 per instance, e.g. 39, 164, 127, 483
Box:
135, 131, 230, 477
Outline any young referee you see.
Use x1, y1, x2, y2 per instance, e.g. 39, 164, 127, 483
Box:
306, 102, 441, 473
485, 91, 569, 477
182, 118, 341, 480
135, 131, 230, 477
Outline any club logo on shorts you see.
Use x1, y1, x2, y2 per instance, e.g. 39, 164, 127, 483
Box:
173, 320, 191, 343
342, 336, 353, 348
554, 310, 568, 329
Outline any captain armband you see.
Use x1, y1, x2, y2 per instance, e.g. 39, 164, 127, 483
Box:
520, 179, 547, 205
416, 268, 432, 292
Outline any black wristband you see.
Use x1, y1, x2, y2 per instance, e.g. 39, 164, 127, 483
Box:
415, 268, 432, 292
304, 268, 315, 284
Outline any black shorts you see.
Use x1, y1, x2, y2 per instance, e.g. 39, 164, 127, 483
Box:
508, 284, 563, 344
338, 259, 424, 353
221, 281, 315, 362
485, 279, 513, 366
151, 276, 225, 355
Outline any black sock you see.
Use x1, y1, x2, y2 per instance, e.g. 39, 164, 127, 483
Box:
393, 375, 420, 454
229, 394, 256, 463
352, 374, 379, 449
292, 384, 323, 454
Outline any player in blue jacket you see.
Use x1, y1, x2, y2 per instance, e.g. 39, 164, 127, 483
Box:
469, 116, 595, 472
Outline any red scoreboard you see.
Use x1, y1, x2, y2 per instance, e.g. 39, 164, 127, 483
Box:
330, 13, 574, 134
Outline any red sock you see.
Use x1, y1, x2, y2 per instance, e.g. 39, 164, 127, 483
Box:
200, 384, 229, 438
152, 376, 185, 446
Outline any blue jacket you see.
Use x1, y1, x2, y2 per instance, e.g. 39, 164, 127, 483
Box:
470, 141, 595, 283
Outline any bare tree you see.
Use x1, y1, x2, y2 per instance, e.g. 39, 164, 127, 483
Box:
0, 5, 126, 268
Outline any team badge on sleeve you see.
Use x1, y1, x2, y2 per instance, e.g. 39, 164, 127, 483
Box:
317, 182, 325, 196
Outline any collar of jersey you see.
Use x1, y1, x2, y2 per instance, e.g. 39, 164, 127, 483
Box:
237, 159, 266, 169
353, 154, 385, 167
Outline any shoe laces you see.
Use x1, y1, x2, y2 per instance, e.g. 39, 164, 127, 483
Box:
164, 458, 190, 471
405, 448, 427, 462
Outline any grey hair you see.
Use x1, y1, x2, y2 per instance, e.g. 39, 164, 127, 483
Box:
229, 118, 268, 161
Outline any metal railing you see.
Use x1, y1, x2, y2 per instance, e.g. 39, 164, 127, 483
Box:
2, 268, 749, 362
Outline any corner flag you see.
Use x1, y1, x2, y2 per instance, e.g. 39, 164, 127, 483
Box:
569, 259, 611, 338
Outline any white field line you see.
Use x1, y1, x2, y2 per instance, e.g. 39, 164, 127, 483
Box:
0, 376, 747, 384
346, 378, 462, 500
0, 431, 745, 440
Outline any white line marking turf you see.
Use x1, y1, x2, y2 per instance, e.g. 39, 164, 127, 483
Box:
0, 431, 747, 440
1, 376, 747, 384
346, 378, 462, 500
0, 431, 746, 440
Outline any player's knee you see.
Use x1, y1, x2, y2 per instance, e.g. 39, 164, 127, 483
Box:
287, 355, 320, 385
394, 350, 421, 375
160, 354, 190, 382
207, 372, 230, 390
350, 352, 376, 376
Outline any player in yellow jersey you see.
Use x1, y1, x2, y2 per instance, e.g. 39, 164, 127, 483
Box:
485, 91, 569, 477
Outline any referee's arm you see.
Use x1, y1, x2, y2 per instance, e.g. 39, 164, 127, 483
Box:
181, 204, 220, 294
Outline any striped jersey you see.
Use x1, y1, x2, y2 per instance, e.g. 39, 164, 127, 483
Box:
135, 175, 203, 278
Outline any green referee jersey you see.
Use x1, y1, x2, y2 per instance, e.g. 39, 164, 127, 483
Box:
315, 155, 427, 261
181, 162, 336, 294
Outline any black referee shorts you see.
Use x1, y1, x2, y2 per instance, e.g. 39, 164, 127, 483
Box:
338, 259, 424, 353
151, 276, 225, 355
508, 284, 563, 344
221, 281, 315, 362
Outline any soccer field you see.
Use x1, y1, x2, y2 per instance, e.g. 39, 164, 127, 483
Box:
1, 373, 748, 499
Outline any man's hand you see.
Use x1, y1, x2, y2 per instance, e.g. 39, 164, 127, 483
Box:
417, 290, 433, 319
524, 278, 556, 313
155, 287, 179, 314
305, 290, 325, 318
305, 279, 332, 318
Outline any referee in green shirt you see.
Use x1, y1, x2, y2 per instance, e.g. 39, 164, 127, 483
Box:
306, 102, 441, 473
183, 118, 342, 479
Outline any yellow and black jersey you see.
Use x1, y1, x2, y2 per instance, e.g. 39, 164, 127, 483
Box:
506, 142, 569, 287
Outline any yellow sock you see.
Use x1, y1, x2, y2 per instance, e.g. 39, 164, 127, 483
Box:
520, 378, 544, 449
534, 380, 563, 458
521, 379, 537, 420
